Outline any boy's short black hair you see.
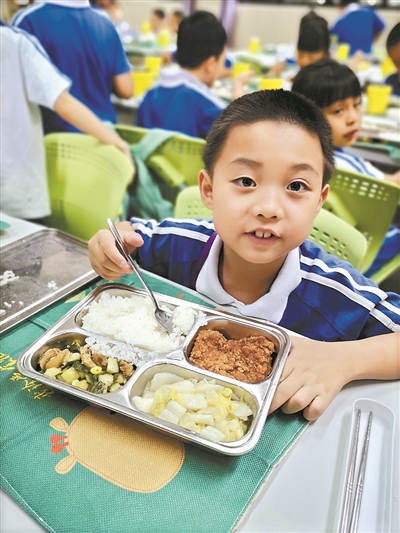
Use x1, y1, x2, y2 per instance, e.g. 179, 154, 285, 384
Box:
203, 89, 334, 187
153, 9, 165, 20
177, 11, 227, 69
386, 23, 400, 52
298, 15, 330, 54
291, 58, 361, 109
299, 11, 328, 31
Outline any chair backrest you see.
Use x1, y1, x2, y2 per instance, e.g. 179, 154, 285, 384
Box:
174, 186, 368, 269
323, 169, 400, 273
44, 133, 133, 242
115, 125, 205, 189
174, 186, 213, 219
308, 208, 367, 269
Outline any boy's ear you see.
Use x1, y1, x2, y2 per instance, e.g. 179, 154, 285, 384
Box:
199, 169, 213, 209
315, 184, 330, 217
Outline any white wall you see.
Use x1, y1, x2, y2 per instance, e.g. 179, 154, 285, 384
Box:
121, 0, 398, 52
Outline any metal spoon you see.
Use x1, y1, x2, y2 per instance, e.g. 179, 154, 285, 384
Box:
106, 218, 174, 333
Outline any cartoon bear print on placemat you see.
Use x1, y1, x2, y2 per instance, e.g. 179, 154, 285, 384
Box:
50, 407, 185, 492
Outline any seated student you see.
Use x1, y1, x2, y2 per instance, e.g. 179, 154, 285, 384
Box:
270, 12, 330, 78
137, 11, 252, 138
297, 13, 330, 69
291, 58, 400, 277
330, 0, 385, 56
1, 25, 133, 222
291, 58, 399, 185
88, 90, 400, 422
385, 23, 400, 97
169, 9, 184, 37
150, 8, 166, 34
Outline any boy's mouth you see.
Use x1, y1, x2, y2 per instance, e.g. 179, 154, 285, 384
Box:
247, 231, 275, 239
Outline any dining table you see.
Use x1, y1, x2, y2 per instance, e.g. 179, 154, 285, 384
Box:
1, 217, 399, 533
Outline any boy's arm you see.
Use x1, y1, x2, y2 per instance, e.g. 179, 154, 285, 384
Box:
88, 222, 143, 280
112, 71, 134, 99
53, 90, 133, 165
269, 332, 400, 421
232, 71, 254, 100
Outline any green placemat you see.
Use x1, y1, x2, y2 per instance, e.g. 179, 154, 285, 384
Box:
0, 273, 309, 533
0, 220, 11, 230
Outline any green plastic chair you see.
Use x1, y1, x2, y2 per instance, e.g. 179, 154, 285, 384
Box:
115, 125, 206, 189
174, 186, 368, 269
174, 185, 213, 220
308, 208, 367, 269
323, 169, 400, 275
44, 133, 133, 242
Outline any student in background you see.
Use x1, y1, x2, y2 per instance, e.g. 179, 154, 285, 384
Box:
296, 13, 330, 69
150, 8, 166, 34
88, 90, 400, 422
0, 25, 132, 222
270, 12, 330, 78
291, 58, 399, 184
12, 0, 133, 134
292, 58, 400, 278
169, 9, 184, 37
330, 0, 385, 56
137, 11, 252, 138
385, 23, 400, 97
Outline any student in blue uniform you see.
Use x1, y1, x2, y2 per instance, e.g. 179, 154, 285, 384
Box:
12, 0, 132, 133
137, 11, 252, 138
385, 23, 400, 97
291, 58, 400, 277
88, 90, 400, 422
291, 59, 399, 185
330, 0, 385, 56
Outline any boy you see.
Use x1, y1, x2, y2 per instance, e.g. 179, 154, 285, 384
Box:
297, 12, 330, 69
291, 58, 399, 185
89, 90, 400, 422
385, 23, 400, 97
269, 12, 330, 79
1, 25, 132, 221
137, 11, 252, 138
12, 0, 133, 133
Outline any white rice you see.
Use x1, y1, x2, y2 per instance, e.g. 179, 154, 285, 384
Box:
84, 336, 141, 365
81, 292, 205, 353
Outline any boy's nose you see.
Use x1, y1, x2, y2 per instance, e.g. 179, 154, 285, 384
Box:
252, 190, 283, 220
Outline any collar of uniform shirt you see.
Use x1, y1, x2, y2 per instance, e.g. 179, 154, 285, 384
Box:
41, 0, 90, 7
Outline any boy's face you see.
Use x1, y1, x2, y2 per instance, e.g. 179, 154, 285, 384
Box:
297, 50, 327, 69
388, 43, 400, 73
199, 121, 329, 275
323, 96, 362, 147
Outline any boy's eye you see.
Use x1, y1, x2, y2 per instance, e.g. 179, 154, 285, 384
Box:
333, 108, 343, 115
288, 181, 308, 192
236, 177, 256, 187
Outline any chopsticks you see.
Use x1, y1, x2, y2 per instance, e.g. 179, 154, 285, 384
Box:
338, 409, 373, 533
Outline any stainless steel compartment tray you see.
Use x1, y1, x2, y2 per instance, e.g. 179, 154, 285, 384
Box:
17, 283, 291, 455
0, 229, 98, 333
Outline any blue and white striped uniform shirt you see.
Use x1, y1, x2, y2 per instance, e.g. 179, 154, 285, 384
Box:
334, 148, 384, 180
137, 66, 227, 138
130, 218, 400, 341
